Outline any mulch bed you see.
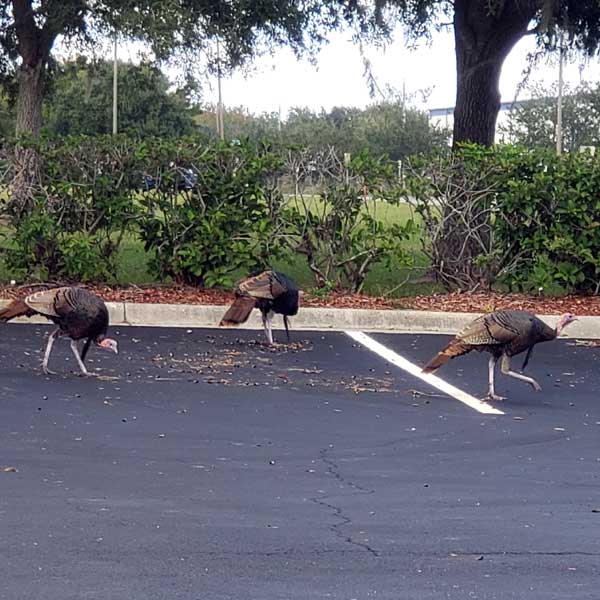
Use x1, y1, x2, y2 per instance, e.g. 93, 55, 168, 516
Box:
1, 283, 598, 315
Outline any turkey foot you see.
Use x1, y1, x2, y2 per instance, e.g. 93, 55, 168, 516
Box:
76, 369, 116, 380
91, 373, 120, 381
266, 341, 286, 349
485, 392, 506, 402
530, 379, 542, 392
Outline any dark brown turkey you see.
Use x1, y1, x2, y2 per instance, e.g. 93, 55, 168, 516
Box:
0, 286, 118, 376
219, 270, 299, 345
422, 310, 577, 401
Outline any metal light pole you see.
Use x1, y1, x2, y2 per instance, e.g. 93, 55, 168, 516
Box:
216, 39, 224, 140
556, 33, 564, 155
402, 78, 406, 125
112, 34, 118, 135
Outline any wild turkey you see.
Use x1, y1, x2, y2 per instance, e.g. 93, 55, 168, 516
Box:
219, 270, 299, 345
422, 310, 577, 401
0, 286, 118, 376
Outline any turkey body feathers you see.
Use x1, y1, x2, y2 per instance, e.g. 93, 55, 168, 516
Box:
423, 310, 556, 374
24, 287, 109, 340
219, 270, 299, 344
421, 339, 471, 373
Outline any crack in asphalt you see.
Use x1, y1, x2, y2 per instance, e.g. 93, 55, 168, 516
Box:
452, 551, 600, 557
157, 550, 600, 559
311, 447, 379, 558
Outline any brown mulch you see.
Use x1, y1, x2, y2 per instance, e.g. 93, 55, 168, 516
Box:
399, 291, 597, 316
0, 284, 597, 315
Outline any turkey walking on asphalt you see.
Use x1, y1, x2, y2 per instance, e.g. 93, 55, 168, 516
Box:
0, 286, 118, 376
219, 271, 299, 345
422, 310, 577, 401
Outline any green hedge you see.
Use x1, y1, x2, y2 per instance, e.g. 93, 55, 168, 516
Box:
4, 136, 600, 294
137, 139, 288, 287
494, 146, 600, 293
0, 136, 415, 290
405, 144, 600, 294
2, 135, 142, 281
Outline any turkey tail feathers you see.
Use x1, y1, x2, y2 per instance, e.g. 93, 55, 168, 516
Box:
422, 340, 471, 374
422, 354, 449, 374
219, 297, 256, 326
0, 299, 33, 322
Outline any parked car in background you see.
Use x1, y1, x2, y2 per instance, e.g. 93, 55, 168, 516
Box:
142, 165, 198, 191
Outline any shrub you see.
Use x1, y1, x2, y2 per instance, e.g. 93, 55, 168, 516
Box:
493, 146, 600, 294
2, 135, 141, 282
404, 145, 505, 291
137, 138, 289, 287
406, 144, 600, 294
284, 147, 415, 292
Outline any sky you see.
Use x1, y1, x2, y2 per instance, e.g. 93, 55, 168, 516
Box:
102, 22, 600, 118
204, 27, 600, 117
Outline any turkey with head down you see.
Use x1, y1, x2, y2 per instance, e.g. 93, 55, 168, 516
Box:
219, 270, 299, 345
0, 286, 118, 376
422, 310, 577, 401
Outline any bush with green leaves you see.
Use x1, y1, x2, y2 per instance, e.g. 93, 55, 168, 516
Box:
493, 146, 600, 294
284, 147, 416, 292
1, 135, 142, 282
137, 139, 288, 287
406, 144, 600, 294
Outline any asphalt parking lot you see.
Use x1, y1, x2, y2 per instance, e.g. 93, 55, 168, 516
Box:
1, 324, 599, 600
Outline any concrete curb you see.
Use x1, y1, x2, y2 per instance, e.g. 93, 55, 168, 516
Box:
1, 299, 598, 339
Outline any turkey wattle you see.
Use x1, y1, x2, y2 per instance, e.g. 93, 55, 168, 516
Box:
422, 310, 577, 401
0, 286, 118, 376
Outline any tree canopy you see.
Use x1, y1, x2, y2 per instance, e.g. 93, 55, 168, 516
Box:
500, 82, 600, 151
194, 101, 449, 160
44, 58, 195, 137
1, 0, 357, 137
3, 1, 600, 146
368, 1, 600, 145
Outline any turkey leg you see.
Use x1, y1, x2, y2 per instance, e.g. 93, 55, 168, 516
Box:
262, 311, 274, 345
42, 328, 59, 375
486, 356, 506, 401
70, 339, 91, 376
500, 354, 542, 391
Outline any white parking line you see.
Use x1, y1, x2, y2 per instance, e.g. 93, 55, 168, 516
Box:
345, 331, 504, 416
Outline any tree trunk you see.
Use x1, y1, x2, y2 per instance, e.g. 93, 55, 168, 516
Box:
453, 0, 536, 147
10, 0, 56, 213
447, 1, 541, 290
10, 62, 46, 215
15, 61, 45, 136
